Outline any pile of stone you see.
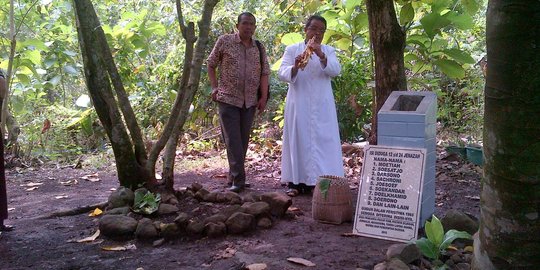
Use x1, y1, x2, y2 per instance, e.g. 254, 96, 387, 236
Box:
98, 183, 292, 240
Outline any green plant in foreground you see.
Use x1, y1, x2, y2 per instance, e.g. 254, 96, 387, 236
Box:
415, 215, 472, 262
132, 191, 161, 215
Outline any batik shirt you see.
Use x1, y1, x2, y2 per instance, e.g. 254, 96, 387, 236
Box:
207, 33, 270, 108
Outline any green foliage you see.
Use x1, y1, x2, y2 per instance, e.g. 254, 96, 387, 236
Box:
415, 215, 472, 261
132, 190, 161, 215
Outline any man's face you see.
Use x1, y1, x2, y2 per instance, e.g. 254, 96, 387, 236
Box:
304, 19, 326, 44
236, 14, 256, 39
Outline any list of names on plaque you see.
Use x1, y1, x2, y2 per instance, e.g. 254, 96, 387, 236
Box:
353, 145, 426, 242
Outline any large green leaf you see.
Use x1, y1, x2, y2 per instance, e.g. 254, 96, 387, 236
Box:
345, 0, 362, 10
20, 39, 48, 50
26, 50, 42, 65
425, 215, 444, 247
281, 33, 303, 45
445, 11, 474, 30
400, 3, 415, 25
335, 37, 352, 51
443, 49, 475, 64
415, 238, 439, 259
461, 0, 480, 15
435, 59, 465, 78
420, 12, 451, 39
16, 73, 31, 85
271, 58, 282, 71
431, 0, 452, 14
64, 65, 78, 75
440, 229, 472, 251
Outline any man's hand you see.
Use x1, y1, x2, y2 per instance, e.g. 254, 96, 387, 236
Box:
257, 96, 267, 114
211, 88, 218, 101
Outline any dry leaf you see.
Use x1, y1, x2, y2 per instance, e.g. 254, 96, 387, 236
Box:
55, 194, 68, 199
287, 257, 316, 267
464, 246, 474, 253
89, 208, 103, 217
246, 263, 268, 270
26, 187, 39, 191
60, 179, 78, 186
20, 182, 43, 187
77, 230, 100, 243
101, 243, 136, 251
214, 247, 236, 259
80, 173, 100, 182
211, 173, 227, 179
7, 208, 15, 212
465, 195, 480, 201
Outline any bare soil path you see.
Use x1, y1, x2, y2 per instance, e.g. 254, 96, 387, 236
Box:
0, 150, 480, 270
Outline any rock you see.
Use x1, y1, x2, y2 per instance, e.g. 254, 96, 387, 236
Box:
220, 205, 242, 219
246, 263, 268, 270
241, 202, 271, 217
194, 188, 210, 201
450, 252, 464, 264
203, 192, 219, 202
158, 203, 179, 215
160, 192, 178, 205
259, 192, 292, 217
204, 214, 227, 224
222, 191, 242, 205
373, 262, 386, 270
257, 217, 272, 229
108, 187, 135, 209
241, 193, 258, 203
386, 258, 409, 270
385, 243, 421, 264
159, 223, 179, 238
99, 215, 138, 237
191, 182, 203, 193
204, 222, 226, 238
152, 238, 165, 247
105, 206, 130, 215
226, 212, 255, 234
441, 209, 479, 235
134, 187, 148, 195
174, 212, 190, 228
135, 218, 158, 239
186, 219, 205, 235
454, 263, 470, 270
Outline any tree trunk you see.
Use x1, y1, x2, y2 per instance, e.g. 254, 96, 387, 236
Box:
365, 0, 407, 144
73, 0, 151, 189
473, 1, 540, 269
161, 0, 219, 190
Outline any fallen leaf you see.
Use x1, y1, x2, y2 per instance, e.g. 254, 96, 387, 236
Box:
60, 179, 78, 186
55, 195, 68, 199
81, 173, 100, 182
465, 195, 480, 201
7, 208, 15, 212
77, 230, 100, 243
89, 208, 103, 217
101, 243, 137, 251
26, 187, 39, 191
464, 246, 474, 253
287, 257, 316, 267
446, 245, 458, 251
211, 173, 227, 178
214, 247, 236, 259
20, 182, 43, 187
110, 188, 117, 191
246, 263, 268, 270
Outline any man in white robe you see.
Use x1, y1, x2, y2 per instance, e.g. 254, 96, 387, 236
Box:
278, 15, 344, 196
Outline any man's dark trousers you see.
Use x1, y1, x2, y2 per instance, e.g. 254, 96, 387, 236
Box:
218, 102, 256, 187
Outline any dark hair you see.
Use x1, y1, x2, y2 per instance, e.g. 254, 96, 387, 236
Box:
305, 15, 327, 30
237, 12, 256, 24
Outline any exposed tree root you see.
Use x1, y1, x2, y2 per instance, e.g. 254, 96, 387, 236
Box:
37, 201, 108, 219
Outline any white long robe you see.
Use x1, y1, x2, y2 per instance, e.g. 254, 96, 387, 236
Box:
278, 42, 344, 186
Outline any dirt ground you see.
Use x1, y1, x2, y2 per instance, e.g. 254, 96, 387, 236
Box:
0, 149, 481, 270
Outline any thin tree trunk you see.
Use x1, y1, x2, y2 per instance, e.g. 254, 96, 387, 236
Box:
73, 0, 151, 189
160, 0, 219, 189
365, 0, 407, 144
473, 1, 540, 269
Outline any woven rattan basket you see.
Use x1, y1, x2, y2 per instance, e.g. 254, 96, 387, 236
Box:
312, 175, 353, 224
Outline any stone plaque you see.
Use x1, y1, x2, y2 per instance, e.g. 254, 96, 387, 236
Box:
353, 145, 426, 242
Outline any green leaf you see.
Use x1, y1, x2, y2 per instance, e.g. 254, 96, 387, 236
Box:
425, 215, 444, 247
461, 0, 480, 15
318, 179, 331, 199
345, 0, 362, 10
335, 38, 352, 51
445, 11, 474, 30
440, 229, 472, 250
26, 50, 42, 65
281, 33, 303, 45
271, 58, 282, 71
400, 3, 415, 25
416, 238, 439, 259
434, 59, 465, 78
420, 12, 451, 39
443, 49, 475, 64
64, 65, 78, 75
431, 0, 452, 14
16, 73, 31, 85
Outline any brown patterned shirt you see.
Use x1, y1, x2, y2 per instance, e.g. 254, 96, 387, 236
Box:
207, 33, 270, 108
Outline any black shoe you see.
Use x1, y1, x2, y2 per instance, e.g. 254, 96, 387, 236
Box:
228, 185, 244, 193
227, 182, 250, 188
0, 224, 13, 231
